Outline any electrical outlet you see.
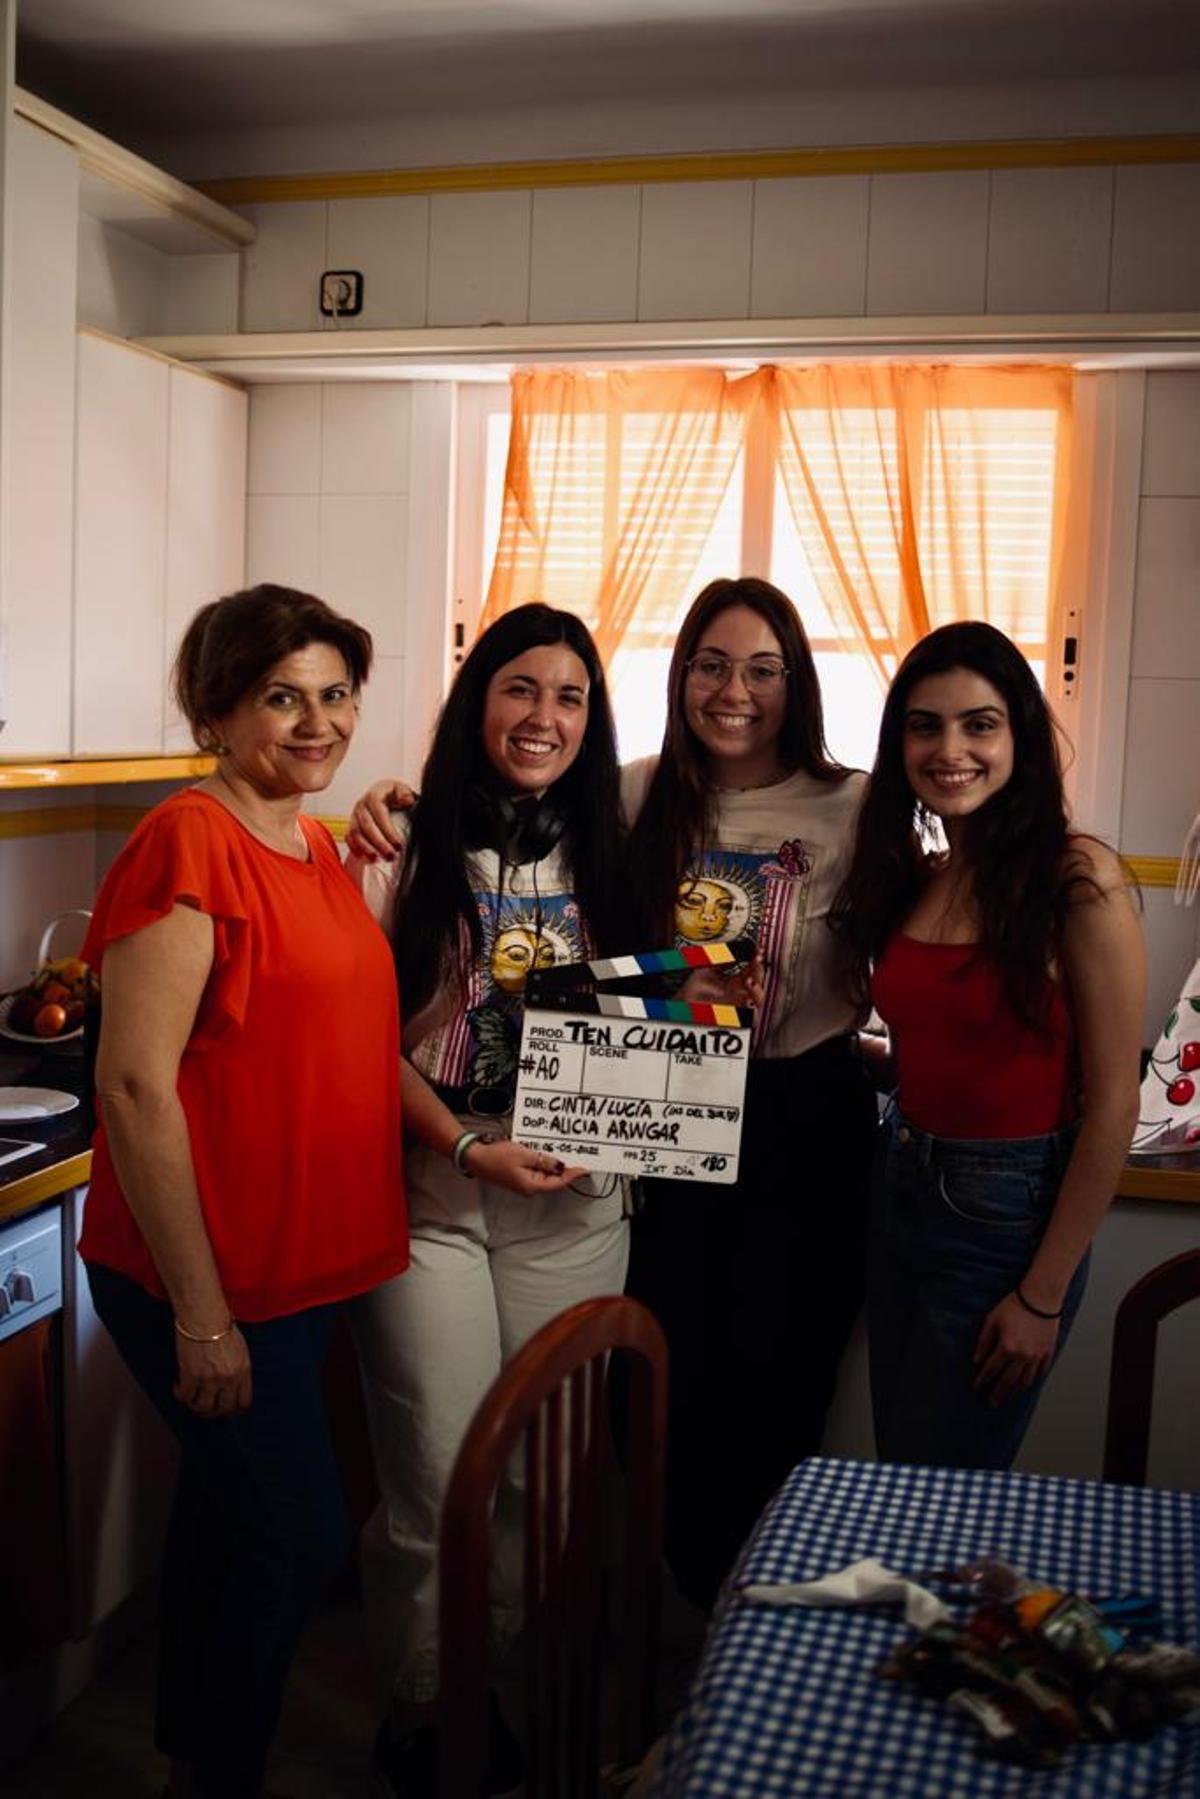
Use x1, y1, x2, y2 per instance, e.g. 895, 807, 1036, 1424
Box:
320, 270, 364, 318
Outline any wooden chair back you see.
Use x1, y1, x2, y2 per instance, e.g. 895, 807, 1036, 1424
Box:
1103, 1246, 1200, 1484
438, 1295, 667, 1799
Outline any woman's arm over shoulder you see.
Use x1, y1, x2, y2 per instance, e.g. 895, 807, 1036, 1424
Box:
345, 812, 411, 931
619, 755, 659, 831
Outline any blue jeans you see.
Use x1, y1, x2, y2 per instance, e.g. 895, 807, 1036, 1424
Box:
86, 1263, 350, 1798
868, 1113, 1088, 1472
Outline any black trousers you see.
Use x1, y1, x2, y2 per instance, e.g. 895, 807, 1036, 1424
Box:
627, 1039, 877, 1610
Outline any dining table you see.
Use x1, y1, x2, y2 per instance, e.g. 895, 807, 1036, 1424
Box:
653, 1456, 1200, 1796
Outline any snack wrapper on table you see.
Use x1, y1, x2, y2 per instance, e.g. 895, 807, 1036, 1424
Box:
878, 1557, 1200, 1767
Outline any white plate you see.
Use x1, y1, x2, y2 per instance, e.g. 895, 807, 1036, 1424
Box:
0, 1087, 80, 1122
0, 993, 85, 1046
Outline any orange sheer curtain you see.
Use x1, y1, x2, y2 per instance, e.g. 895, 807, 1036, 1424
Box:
483, 362, 1074, 679
772, 364, 1074, 681
480, 366, 764, 663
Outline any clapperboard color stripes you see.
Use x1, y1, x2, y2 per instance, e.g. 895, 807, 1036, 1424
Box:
513, 941, 754, 1183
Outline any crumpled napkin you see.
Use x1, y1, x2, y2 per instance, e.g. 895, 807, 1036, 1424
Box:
740, 1556, 950, 1629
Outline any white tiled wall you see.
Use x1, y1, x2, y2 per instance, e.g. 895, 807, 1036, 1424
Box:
529, 186, 641, 325
427, 190, 533, 327
637, 181, 753, 322
1117, 370, 1200, 1039
1110, 163, 1200, 313
0, 795, 101, 990
749, 176, 869, 319
985, 166, 1114, 315
235, 158, 1200, 335
164, 253, 240, 335
244, 382, 447, 819
865, 170, 990, 316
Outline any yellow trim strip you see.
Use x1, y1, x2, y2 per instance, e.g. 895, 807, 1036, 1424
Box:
1125, 856, 1181, 889
0, 802, 158, 839
0, 1154, 92, 1225
200, 134, 1200, 207
312, 815, 349, 842
0, 805, 102, 840
0, 756, 215, 791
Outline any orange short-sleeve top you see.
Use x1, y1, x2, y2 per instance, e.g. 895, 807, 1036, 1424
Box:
80, 790, 408, 1320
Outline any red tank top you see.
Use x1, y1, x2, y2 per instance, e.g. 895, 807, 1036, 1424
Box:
871, 934, 1076, 1139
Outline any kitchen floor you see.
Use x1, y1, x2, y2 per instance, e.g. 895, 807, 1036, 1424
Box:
9, 1574, 706, 1797
9, 1581, 383, 1797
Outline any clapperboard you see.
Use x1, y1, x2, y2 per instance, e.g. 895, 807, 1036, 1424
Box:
513, 940, 754, 1184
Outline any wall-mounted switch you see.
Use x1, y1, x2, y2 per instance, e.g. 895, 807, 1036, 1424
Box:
320, 270, 364, 318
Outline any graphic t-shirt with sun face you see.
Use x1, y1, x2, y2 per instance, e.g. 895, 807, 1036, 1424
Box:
352, 815, 589, 1118
621, 758, 868, 1059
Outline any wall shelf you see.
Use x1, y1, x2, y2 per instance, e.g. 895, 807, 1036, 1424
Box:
15, 87, 255, 256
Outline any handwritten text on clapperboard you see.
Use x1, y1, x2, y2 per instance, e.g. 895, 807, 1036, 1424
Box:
513, 1008, 750, 1183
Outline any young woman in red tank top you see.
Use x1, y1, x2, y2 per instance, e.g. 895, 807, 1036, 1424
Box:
831, 621, 1145, 1470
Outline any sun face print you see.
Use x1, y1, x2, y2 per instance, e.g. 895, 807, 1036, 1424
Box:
490, 924, 558, 994
674, 859, 756, 945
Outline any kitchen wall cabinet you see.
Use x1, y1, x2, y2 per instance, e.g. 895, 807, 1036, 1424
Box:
163, 366, 247, 751
72, 331, 246, 755
73, 332, 169, 754
0, 119, 78, 758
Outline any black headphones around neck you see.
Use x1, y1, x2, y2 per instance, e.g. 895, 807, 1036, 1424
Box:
462, 782, 568, 866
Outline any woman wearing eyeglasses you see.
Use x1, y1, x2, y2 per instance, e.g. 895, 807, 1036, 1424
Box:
624, 577, 876, 1611
349, 579, 875, 1616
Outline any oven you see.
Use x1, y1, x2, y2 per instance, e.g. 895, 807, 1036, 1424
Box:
0, 1205, 69, 1672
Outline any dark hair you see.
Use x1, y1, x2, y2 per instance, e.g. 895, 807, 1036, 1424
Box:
173, 583, 373, 748
394, 603, 626, 1018
830, 620, 1089, 1026
629, 577, 849, 945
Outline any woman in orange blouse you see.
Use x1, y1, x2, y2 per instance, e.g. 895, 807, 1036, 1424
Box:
82, 585, 571, 1799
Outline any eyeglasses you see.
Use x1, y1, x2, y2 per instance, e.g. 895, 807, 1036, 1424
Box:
685, 653, 789, 693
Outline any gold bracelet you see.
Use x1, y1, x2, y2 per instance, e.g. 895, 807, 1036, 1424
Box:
174, 1314, 236, 1343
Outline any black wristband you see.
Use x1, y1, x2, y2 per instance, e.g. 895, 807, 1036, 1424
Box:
1015, 1285, 1064, 1321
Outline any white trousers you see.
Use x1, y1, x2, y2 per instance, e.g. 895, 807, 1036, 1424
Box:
349, 1142, 629, 1702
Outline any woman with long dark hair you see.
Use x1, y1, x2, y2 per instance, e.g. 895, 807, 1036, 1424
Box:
347, 602, 630, 1798
830, 620, 1144, 1470
624, 576, 878, 1611
349, 580, 875, 1611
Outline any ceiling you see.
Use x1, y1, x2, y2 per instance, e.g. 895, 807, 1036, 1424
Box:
18, 0, 1200, 167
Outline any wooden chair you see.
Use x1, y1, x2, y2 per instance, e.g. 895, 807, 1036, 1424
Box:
438, 1295, 668, 1799
1103, 1247, 1200, 1485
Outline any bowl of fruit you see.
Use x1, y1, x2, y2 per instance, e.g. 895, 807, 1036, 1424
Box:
0, 912, 96, 1048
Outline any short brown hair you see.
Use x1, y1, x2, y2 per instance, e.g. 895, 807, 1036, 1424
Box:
173, 584, 374, 748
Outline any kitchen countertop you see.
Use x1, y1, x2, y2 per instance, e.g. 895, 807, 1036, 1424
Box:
0, 1041, 93, 1225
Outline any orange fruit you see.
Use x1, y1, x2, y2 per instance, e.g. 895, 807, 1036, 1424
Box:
33, 1003, 68, 1037
41, 980, 71, 1007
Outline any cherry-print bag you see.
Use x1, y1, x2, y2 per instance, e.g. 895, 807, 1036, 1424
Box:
1133, 954, 1200, 1153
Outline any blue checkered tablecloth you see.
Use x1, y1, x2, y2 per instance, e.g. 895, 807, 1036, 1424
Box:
655, 1458, 1200, 1796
